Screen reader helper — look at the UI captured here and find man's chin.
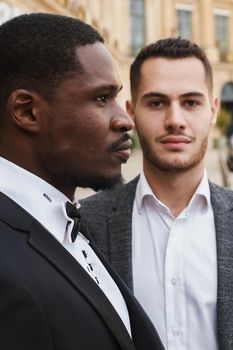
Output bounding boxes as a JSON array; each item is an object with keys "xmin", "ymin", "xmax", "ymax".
[{"xmin": 79, "ymin": 173, "xmax": 124, "ymax": 192}]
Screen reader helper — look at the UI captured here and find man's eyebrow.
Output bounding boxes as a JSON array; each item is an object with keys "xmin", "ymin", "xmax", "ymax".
[
  {"xmin": 180, "ymin": 92, "xmax": 205, "ymax": 98},
  {"xmin": 141, "ymin": 91, "xmax": 205, "ymax": 100},
  {"xmin": 93, "ymin": 84, "xmax": 123, "ymax": 94},
  {"xmin": 141, "ymin": 92, "xmax": 168, "ymax": 100}
]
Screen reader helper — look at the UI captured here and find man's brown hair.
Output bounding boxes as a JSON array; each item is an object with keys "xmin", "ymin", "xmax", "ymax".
[{"xmin": 130, "ymin": 37, "xmax": 213, "ymax": 100}]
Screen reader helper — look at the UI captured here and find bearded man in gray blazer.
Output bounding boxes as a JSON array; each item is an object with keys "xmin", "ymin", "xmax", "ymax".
[{"xmin": 81, "ymin": 38, "xmax": 233, "ymax": 350}]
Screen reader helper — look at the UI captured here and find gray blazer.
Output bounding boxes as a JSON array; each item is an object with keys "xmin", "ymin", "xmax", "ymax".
[{"xmin": 81, "ymin": 176, "xmax": 233, "ymax": 350}]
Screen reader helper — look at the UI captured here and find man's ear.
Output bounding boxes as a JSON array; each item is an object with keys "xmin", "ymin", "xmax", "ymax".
[
  {"xmin": 6, "ymin": 89, "xmax": 42, "ymax": 133},
  {"xmin": 210, "ymin": 96, "xmax": 219, "ymax": 127},
  {"xmin": 126, "ymin": 100, "xmax": 135, "ymax": 122}
]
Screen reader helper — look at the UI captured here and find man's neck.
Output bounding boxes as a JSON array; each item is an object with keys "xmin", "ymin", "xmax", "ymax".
[{"xmin": 143, "ymin": 163, "xmax": 205, "ymax": 217}]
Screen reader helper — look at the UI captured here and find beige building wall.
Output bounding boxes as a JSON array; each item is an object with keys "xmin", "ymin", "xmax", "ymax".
[
  {"xmin": 158, "ymin": 0, "xmax": 233, "ymax": 98},
  {"xmin": 1, "ymin": 0, "xmax": 233, "ymax": 103}
]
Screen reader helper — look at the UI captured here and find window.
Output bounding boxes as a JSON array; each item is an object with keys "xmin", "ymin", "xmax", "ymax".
[
  {"xmin": 130, "ymin": 0, "xmax": 145, "ymax": 56},
  {"xmin": 215, "ymin": 14, "xmax": 229, "ymax": 61},
  {"xmin": 177, "ymin": 9, "xmax": 192, "ymax": 39}
]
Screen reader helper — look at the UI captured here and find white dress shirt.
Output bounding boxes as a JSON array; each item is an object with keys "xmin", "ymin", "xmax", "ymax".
[
  {"xmin": 0, "ymin": 157, "xmax": 131, "ymax": 336},
  {"xmin": 132, "ymin": 170, "xmax": 218, "ymax": 349}
]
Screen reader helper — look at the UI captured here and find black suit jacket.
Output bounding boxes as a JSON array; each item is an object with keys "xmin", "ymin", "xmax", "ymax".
[{"xmin": 0, "ymin": 192, "xmax": 164, "ymax": 350}]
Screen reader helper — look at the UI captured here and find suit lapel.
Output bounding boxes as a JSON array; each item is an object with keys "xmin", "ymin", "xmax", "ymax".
[
  {"xmin": 28, "ymin": 220, "xmax": 135, "ymax": 350},
  {"xmin": 210, "ymin": 182, "xmax": 233, "ymax": 350},
  {"xmin": 107, "ymin": 177, "xmax": 138, "ymax": 291}
]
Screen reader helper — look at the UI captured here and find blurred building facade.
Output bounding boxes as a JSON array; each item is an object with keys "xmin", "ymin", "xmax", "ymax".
[{"xmin": 1, "ymin": 0, "xmax": 233, "ymax": 107}]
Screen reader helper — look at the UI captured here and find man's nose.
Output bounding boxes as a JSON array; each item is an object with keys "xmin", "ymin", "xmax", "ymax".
[
  {"xmin": 111, "ymin": 106, "xmax": 134, "ymax": 132},
  {"xmin": 164, "ymin": 104, "xmax": 187, "ymax": 131}
]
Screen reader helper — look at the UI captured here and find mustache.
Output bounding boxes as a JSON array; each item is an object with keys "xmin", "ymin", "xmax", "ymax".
[
  {"xmin": 156, "ymin": 131, "xmax": 195, "ymax": 142},
  {"xmin": 109, "ymin": 132, "xmax": 131, "ymax": 152}
]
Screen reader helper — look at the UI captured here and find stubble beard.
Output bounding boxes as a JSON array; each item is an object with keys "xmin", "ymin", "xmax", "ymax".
[
  {"xmin": 76, "ymin": 172, "xmax": 124, "ymax": 192},
  {"xmin": 139, "ymin": 134, "xmax": 208, "ymax": 174}
]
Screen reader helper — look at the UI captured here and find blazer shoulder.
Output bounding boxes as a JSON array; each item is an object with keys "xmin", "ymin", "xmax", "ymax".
[
  {"xmin": 0, "ymin": 192, "xmax": 33, "ymax": 231},
  {"xmin": 210, "ymin": 181, "xmax": 233, "ymax": 212}
]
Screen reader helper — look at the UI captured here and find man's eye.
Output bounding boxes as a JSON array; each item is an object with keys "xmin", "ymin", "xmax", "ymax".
[
  {"xmin": 149, "ymin": 100, "xmax": 165, "ymax": 108},
  {"xmin": 185, "ymin": 100, "xmax": 198, "ymax": 107},
  {"xmin": 96, "ymin": 95, "xmax": 107, "ymax": 103}
]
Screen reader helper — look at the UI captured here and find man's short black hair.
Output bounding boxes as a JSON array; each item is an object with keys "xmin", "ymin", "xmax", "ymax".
[
  {"xmin": 0, "ymin": 12, "xmax": 104, "ymax": 112},
  {"xmin": 130, "ymin": 37, "xmax": 213, "ymax": 100}
]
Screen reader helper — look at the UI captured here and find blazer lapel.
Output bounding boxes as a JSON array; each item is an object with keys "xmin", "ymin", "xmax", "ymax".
[
  {"xmin": 28, "ymin": 219, "xmax": 135, "ymax": 350},
  {"xmin": 107, "ymin": 177, "xmax": 139, "ymax": 291},
  {"xmin": 210, "ymin": 182, "xmax": 233, "ymax": 350}
]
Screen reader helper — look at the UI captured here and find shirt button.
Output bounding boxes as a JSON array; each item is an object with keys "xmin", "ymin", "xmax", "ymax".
[
  {"xmin": 172, "ymin": 328, "xmax": 180, "ymax": 336},
  {"xmin": 171, "ymin": 278, "xmax": 177, "ymax": 285}
]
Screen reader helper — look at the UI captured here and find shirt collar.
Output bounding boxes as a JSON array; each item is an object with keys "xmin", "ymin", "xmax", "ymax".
[
  {"xmin": 136, "ymin": 169, "xmax": 210, "ymax": 215},
  {"xmin": 190, "ymin": 169, "xmax": 211, "ymax": 210},
  {"xmin": 0, "ymin": 157, "xmax": 79, "ymax": 244}
]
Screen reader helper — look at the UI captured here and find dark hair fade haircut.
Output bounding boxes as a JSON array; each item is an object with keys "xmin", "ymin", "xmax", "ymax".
[
  {"xmin": 0, "ymin": 13, "xmax": 104, "ymax": 115},
  {"xmin": 130, "ymin": 37, "xmax": 213, "ymax": 100}
]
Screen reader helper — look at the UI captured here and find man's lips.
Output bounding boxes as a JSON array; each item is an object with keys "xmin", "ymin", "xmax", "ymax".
[
  {"xmin": 160, "ymin": 135, "xmax": 192, "ymax": 144},
  {"xmin": 111, "ymin": 138, "xmax": 133, "ymax": 161},
  {"xmin": 158, "ymin": 134, "xmax": 194, "ymax": 151}
]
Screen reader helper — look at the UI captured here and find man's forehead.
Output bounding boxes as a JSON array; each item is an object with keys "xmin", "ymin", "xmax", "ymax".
[
  {"xmin": 140, "ymin": 56, "xmax": 206, "ymax": 77},
  {"xmin": 75, "ymin": 42, "xmax": 120, "ymax": 83},
  {"xmin": 76, "ymin": 42, "xmax": 115, "ymax": 71},
  {"xmin": 137, "ymin": 57, "xmax": 209, "ymax": 95}
]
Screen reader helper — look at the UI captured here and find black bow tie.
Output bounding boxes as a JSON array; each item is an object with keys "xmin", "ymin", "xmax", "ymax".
[{"xmin": 66, "ymin": 202, "xmax": 82, "ymax": 242}]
